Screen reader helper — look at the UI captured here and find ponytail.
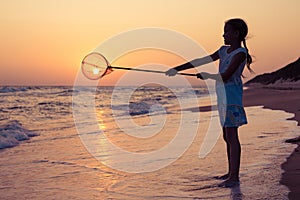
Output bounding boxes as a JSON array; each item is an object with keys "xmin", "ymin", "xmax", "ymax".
[
  {"xmin": 226, "ymin": 18, "xmax": 254, "ymax": 73},
  {"xmin": 242, "ymin": 39, "xmax": 254, "ymax": 73}
]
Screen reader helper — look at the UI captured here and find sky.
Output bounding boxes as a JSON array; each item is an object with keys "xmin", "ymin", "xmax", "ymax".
[{"xmin": 0, "ymin": 0, "xmax": 299, "ymax": 86}]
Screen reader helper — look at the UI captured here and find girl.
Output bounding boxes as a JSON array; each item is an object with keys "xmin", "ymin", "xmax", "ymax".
[{"xmin": 166, "ymin": 18, "xmax": 253, "ymax": 188}]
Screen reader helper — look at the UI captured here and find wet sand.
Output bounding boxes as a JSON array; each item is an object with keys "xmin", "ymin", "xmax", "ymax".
[
  {"xmin": 180, "ymin": 84, "xmax": 300, "ymax": 199},
  {"xmin": 243, "ymin": 85, "xmax": 300, "ymax": 200}
]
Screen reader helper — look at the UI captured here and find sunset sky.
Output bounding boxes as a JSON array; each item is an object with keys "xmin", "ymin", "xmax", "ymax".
[{"xmin": 0, "ymin": 0, "xmax": 299, "ymax": 86}]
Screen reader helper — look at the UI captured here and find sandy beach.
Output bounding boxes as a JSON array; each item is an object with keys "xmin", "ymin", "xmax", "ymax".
[
  {"xmin": 186, "ymin": 84, "xmax": 300, "ymax": 199},
  {"xmin": 243, "ymin": 85, "xmax": 300, "ymax": 200}
]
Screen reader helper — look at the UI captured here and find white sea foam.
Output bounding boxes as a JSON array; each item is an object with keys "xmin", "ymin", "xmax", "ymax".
[
  {"xmin": 0, "ymin": 120, "xmax": 38, "ymax": 149},
  {"xmin": 247, "ymin": 80, "xmax": 300, "ymax": 89}
]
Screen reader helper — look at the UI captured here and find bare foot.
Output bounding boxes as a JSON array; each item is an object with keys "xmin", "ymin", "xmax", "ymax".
[
  {"xmin": 214, "ymin": 174, "xmax": 229, "ymax": 180},
  {"xmin": 218, "ymin": 179, "xmax": 240, "ymax": 188}
]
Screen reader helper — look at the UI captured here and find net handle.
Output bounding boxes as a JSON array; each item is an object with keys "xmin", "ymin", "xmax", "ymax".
[{"xmin": 110, "ymin": 66, "xmax": 197, "ymax": 77}]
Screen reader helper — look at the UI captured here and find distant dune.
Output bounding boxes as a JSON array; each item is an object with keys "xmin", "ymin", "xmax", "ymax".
[{"xmin": 246, "ymin": 58, "xmax": 300, "ymax": 89}]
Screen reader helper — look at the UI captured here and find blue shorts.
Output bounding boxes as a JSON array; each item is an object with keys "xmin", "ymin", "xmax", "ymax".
[{"xmin": 218, "ymin": 104, "xmax": 248, "ymax": 127}]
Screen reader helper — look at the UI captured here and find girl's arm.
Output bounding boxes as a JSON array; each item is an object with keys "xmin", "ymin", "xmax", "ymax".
[
  {"xmin": 165, "ymin": 50, "xmax": 219, "ymax": 76},
  {"xmin": 199, "ymin": 52, "xmax": 246, "ymax": 82}
]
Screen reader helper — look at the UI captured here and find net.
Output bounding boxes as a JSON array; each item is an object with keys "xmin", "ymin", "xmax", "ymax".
[{"xmin": 81, "ymin": 52, "xmax": 112, "ymax": 80}]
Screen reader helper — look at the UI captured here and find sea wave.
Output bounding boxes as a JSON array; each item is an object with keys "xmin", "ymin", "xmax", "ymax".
[
  {"xmin": 0, "ymin": 86, "xmax": 29, "ymax": 93},
  {"xmin": 0, "ymin": 120, "xmax": 39, "ymax": 149}
]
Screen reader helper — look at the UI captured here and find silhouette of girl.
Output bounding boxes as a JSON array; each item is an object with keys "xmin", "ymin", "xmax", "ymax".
[{"xmin": 166, "ymin": 18, "xmax": 253, "ymax": 188}]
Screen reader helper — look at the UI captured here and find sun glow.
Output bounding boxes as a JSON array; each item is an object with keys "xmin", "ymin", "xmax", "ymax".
[
  {"xmin": 93, "ymin": 68, "xmax": 100, "ymax": 75},
  {"xmin": 97, "ymin": 110, "xmax": 107, "ymax": 130}
]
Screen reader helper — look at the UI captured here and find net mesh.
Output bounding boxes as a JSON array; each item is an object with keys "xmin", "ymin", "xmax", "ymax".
[{"xmin": 81, "ymin": 52, "xmax": 111, "ymax": 80}]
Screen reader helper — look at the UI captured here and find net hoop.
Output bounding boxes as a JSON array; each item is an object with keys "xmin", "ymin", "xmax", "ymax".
[{"xmin": 81, "ymin": 52, "xmax": 111, "ymax": 80}]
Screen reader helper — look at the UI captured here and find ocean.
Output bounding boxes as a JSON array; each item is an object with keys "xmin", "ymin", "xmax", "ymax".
[{"xmin": 0, "ymin": 86, "xmax": 299, "ymax": 199}]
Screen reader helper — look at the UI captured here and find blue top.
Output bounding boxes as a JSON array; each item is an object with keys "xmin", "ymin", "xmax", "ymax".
[{"xmin": 216, "ymin": 46, "xmax": 247, "ymax": 106}]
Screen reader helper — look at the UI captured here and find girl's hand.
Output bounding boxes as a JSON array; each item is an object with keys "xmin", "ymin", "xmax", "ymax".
[
  {"xmin": 197, "ymin": 73, "xmax": 204, "ymax": 79},
  {"xmin": 165, "ymin": 68, "xmax": 178, "ymax": 76},
  {"xmin": 197, "ymin": 72, "xmax": 209, "ymax": 80}
]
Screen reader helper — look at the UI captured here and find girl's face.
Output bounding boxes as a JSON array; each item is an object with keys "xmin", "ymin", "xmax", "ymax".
[{"xmin": 223, "ymin": 24, "xmax": 239, "ymax": 45}]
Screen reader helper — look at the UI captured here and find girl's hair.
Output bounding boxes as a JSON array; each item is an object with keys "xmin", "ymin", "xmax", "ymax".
[{"xmin": 225, "ymin": 18, "xmax": 254, "ymax": 73}]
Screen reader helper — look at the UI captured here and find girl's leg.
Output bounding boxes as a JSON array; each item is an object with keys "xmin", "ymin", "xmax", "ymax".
[
  {"xmin": 226, "ymin": 127, "xmax": 241, "ymax": 180},
  {"xmin": 217, "ymin": 127, "xmax": 230, "ymax": 179},
  {"xmin": 219, "ymin": 127, "xmax": 241, "ymax": 187}
]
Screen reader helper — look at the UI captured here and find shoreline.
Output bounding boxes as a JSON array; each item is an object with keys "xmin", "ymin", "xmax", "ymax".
[
  {"xmin": 243, "ymin": 86, "xmax": 300, "ymax": 199},
  {"xmin": 185, "ymin": 85, "xmax": 300, "ymax": 199}
]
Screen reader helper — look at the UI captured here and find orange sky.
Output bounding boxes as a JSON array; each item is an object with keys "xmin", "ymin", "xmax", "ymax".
[{"xmin": 0, "ymin": 0, "xmax": 299, "ymax": 86}]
